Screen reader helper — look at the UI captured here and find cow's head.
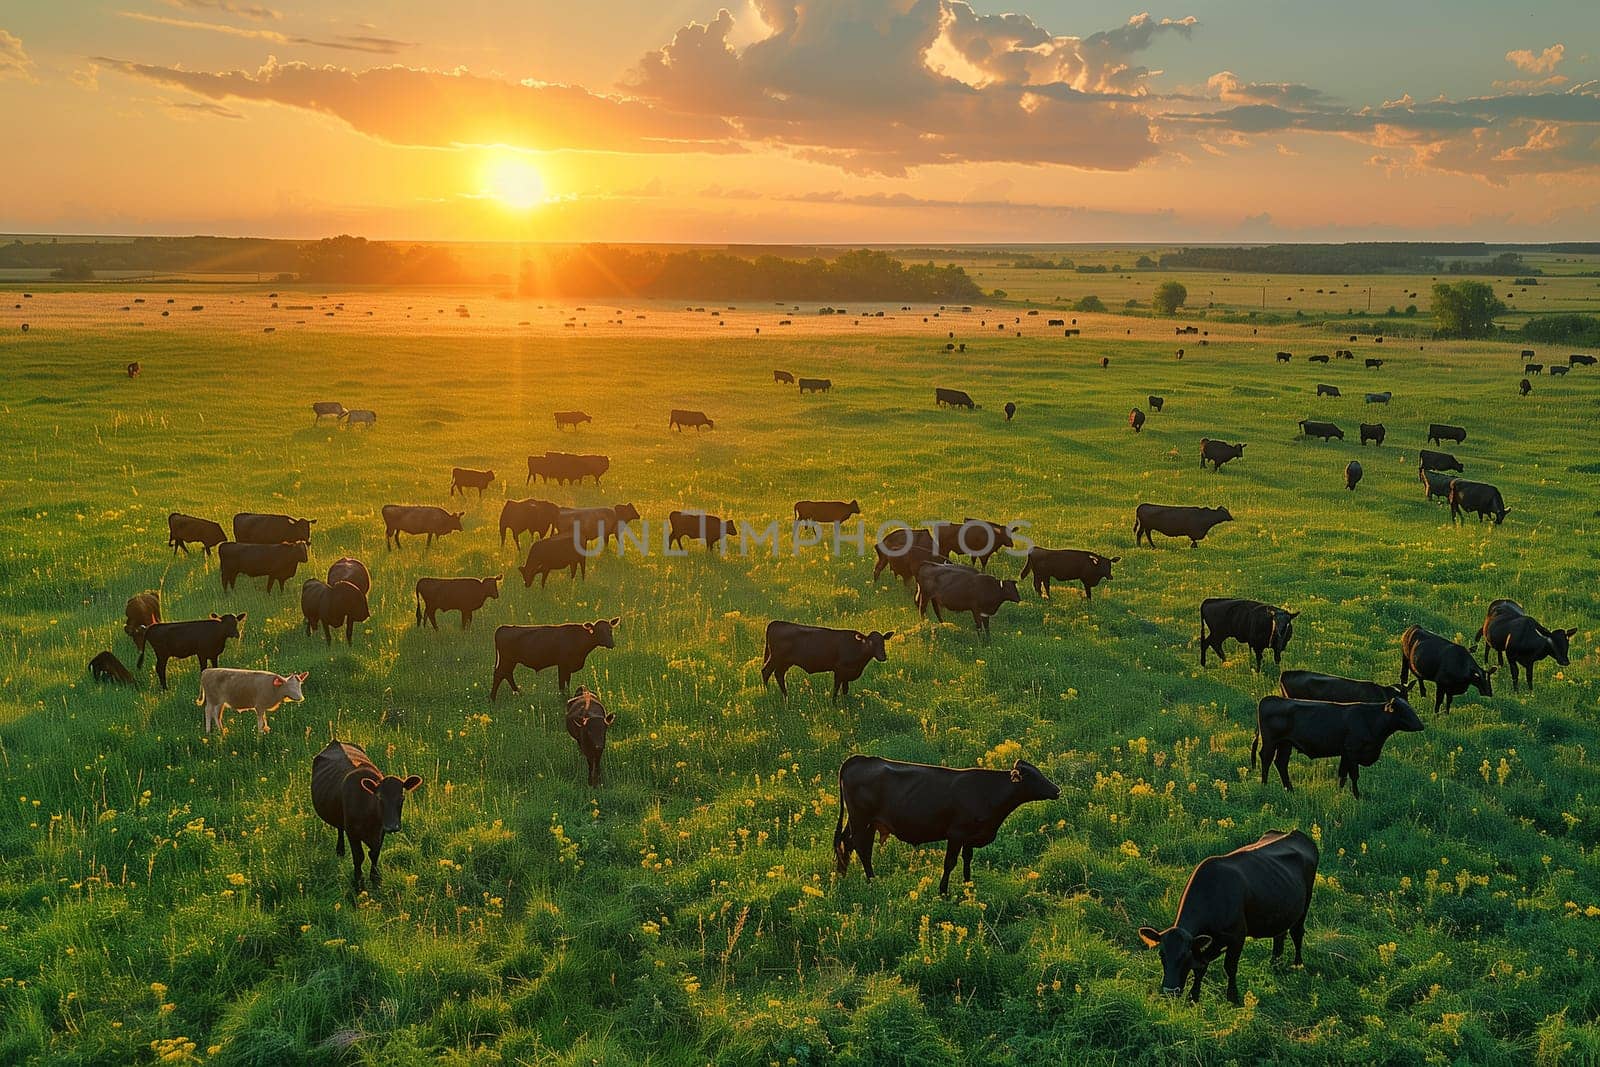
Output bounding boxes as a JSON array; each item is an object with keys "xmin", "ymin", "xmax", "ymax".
[
  {"xmin": 1546, "ymin": 627, "xmax": 1578, "ymax": 665},
  {"xmin": 1090, "ymin": 555, "xmax": 1120, "ymax": 581},
  {"xmin": 335, "ymin": 583, "xmax": 371, "ymax": 624},
  {"xmin": 221, "ymin": 612, "xmax": 246, "ymax": 638},
  {"xmin": 482, "ymin": 576, "xmax": 502, "ymax": 599},
  {"xmin": 847, "ymin": 500, "xmax": 861, "ymax": 517},
  {"xmin": 1009, "ymin": 759, "xmax": 1060, "ymax": 801},
  {"xmin": 271, "ymin": 671, "xmax": 309, "ymax": 702},
  {"xmin": 1472, "ymin": 664, "xmax": 1497, "ymax": 696},
  {"xmin": 485, "ymin": 470, "xmax": 496, "ymax": 483},
  {"xmin": 721, "ymin": 518, "xmax": 738, "ymax": 537},
  {"xmin": 856, "ymin": 630, "xmax": 894, "ymax": 663},
  {"xmin": 1271, "ymin": 610, "xmax": 1299, "ymax": 658},
  {"xmin": 615, "ymin": 503, "xmax": 641, "ymax": 523},
  {"xmin": 1492, "ymin": 506, "xmax": 1508, "ymax": 525},
  {"xmin": 292, "ymin": 541, "xmax": 310, "ymax": 562},
  {"xmin": 448, "ymin": 512, "xmax": 465, "ymax": 532},
  {"xmin": 1138, "ymin": 925, "xmax": 1213, "ymax": 996},
  {"xmin": 1384, "ymin": 696, "xmax": 1425, "ymax": 733},
  {"xmin": 1000, "ymin": 580, "xmax": 1022, "ymax": 605},
  {"xmin": 359, "ymin": 772, "xmax": 422, "ymax": 834},
  {"xmin": 587, "ymin": 618, "xmax": 621, "ymax": 648},
  {"xmin": 1211, "ymin": 507, "xmax": 1235, "ymax": 524}
]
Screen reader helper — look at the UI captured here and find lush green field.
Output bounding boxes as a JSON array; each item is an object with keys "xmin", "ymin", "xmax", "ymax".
[{"xmin": 2, "ymin": 292, "xmax": 1598, "ymax": 1065}]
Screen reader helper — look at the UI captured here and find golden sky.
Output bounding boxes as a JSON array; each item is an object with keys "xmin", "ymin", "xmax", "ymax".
[{"xmin": 2, "ymin": 1, "xmax": 1598, "ymax": 242}]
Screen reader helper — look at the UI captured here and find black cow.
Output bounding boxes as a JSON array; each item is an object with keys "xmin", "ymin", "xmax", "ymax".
[
  {"xmin": 1138, "ymin": 831, "xmax": 1318, "ymax": 1004},
  {"xmin": 1252, "ymin": 695, "xmax": 1423, "ymax": 798},
  {"xmin": 383, "ymin": 505, "xmax": 464, "ymax": 548},
  {"xmin": 1570, "ymin": 354, "xmax": 1596, "ymax": 366},
  {"xmin": 1129, "ymin": 407, "xmax": 1145, "ymax": 433},
  {"xmin": 1449, "ymin": 480, "xmax": 1508, "ymax": 525},
  {"xmin": 415, "ymin": 576, "xmax": 501, "ymax": 629},
  {"xmin": 1275, "ymin": 351, "xmax": 1292, "ymax": 363},
  {"xmin": 1418, "ymin": 449, "xmax": 1462, "ymax": 473},
  {"xmin": 565, "ymin": 687, "xmax": 614, "ymax": 786},
  {"xmin": 1344, "ymin": 461, "xmax": 1362, "ymax": 490},
  {"xmin": 1420, "ymin": 468, "xmax": 1454, "ymax": 502},
  {"xmin": 914, "ymin": 562, "xmax": 1021, "ymax": 634},
  {"xmin": 1365, "ymin": 358, "xmax": 1384, "ymax": 369},
  {"xmin": 301, "ymin": 578, "xmax": 370, "ymax": 644},
  {"xmin": 1427, "ymin": 423, "xmax": 1466, "ymax": 445},
  {"xmin": 1399, "ymin": 625, "xmax": 1495, "ymax": 713},
  {"xmin": 1520, "ymin": 378, "xmax": 1532, "ymax": 396},
  {"xmin": 1279, "ymin": 670, "xmax": 1413, "ymax": 704},
  {"xmin": 795, "ymin": 500, "xmax": 861, "ymax": 526},
  {"xmin": 872, "ymin": 527, "xmax": 943, "ymax": 583},
  {"xmin": 1134, "ymin": 504, "xmax": 1234, "ymax": 548},
  {"xmin": 1525, "ymin": 364, "xmax": 1543, "ymax": 376},
  {"xmin": 669, "ymin": 409, "xmax": 715, "ymax": 430},
  {"xmin": 668, "ymin": 510, "xmax": 737, "ymax": 551},
  {"xmin": 798, "ymin": 377, "xmax": 832, "ymax": 394},
  {"xmin": 935, "ymin": 387, "xmax": 975, "ymax": 409},
  {"xmin": 1148, "ymin": 395, "xmax": 1164, "ymax": 412},
  {"xmin": 1200, "ymin": 439, "xmax": 1245, "ymax": 471},
  {"xmin": 1020, "ymin": 547, "xmax": 1118, "ymax": 600},
  {"xmin": 490, "ymin": 618, "xmax": 619, "ymax": 698},
  {"xmin": 1316, "ymin": 384, "xmax": 1340, "ymax": 398},
  {"xmin": 233, "ymin": 512, "xmax": 314, "ymax": 544},
  {"xmin": 1298, "ymin": 420, "xmax": 1343, "ymax": 442},
  {"xmin": 327, "ymin": 557, "xmax": 371, "ymax": 595},
  {"xmin": 89, "ymin": 651, "xmax": 136, "ymax": 685},
  {"xmin": 138, "ymin": 613, "xmax": 246, "ymax": 689},
  {"xmin": 1520, "ymin": 349, "xmax": 1535, "ymax": 359},
  {"xmin": 761, "ymin": 622, "xmax": 892, "ymax": 700},
  {"xmin": 219, "ymin": 541, "xmax": 308, "ymax": 593},
  {"xmin": 1004, "ymin": 401, "xmax": 1016, "ymax": 421},
  {"xmin": 1308, "ymin": 354, "xmax": 1330, "ymax": 364},
  {"xmin": 1550, "ymin": 365, "xmax": 1569, "ymax": 376},
  {"xmin": 774, "ymin": 370, "xmax": 795, "ymax": 384},
  {"xmin": 499, "ymin": 498, "xmax": 560, "ymax": 547},
  {"xmin": 1359, "ymin": 423, "xmax": 1385, "ymax": 446},
  {"xmin": 519, "ymin": 535, "xmax": 588, "ymax": 588},
  {"xmin": 834, "ymin": 754, "xmax": 1059, "ymax": 895},
  {"xmin": 1473, "ymin": 599, "xmax": 1577, "ymax": 692},
  {"xmin": 168, "ymin": 513, "xmax": 227, "ymax": 555},
  {"xmin": 1200, "ymin": 598, "xmax": 1297, "ymax": 671},
  {"xmin": 310, "ymin": 740, "xmax": 420, "ymax": 890},
  {"xmin": 948, "ymin": 518, "xmax": 1015, "ymax": 569}
]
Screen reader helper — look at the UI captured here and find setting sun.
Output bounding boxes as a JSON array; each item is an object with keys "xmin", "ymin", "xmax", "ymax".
[{"xmin": 481, "ymin": 154, "xmax": 547, "ymax": 210}]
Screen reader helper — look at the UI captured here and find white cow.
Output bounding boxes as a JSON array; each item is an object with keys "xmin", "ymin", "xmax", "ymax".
[{"xmin": 196, "ymin": 668, "xmax": 308, "ymax": 734}]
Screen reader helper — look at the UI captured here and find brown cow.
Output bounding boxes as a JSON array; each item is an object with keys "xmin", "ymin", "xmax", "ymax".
[
  {"xmin": 499, "ymin": 498, "xmax": 560, "ymax": 547},
  {"xmin": 669, "ymin": 409, "xmax": 715, "ymax": 431},
  {"xmin": 565, "ymin": 687, "xmax": 615, "ymax": 785},
  {"xmin": 1019, "ymin": 548, "xmax": 1118, "ymax": 600},
  {"xmin": 219, "ymin": 541, "xmax": 308, "ymax": 593},
  {"xmin": 124, "ymin": 591, "xmax": 161, "ymax": 664},
  {"xmin": 491, "ymin": 618, "xmax": 620, "ymax": 698},
  {"xmin": 327, "ymin": 557, "xmax": 371, "ymax": 596},
  {"xmin": 795, "ymin": 500, "xmax": 861, "ymax": 525},
  {"xmin": 450, "ymin": 468, "xmax": 495, "ymax": 497},
  {"xmin": 554, "ymin": 410, "xmax": 592, "ymax": 430},
  {"xmin": 762, "ymin": 621, "xmax": 892, "ymax": 700},
  {"xmin": 310, "ymin": 741, "xmax": 421, "ymax": 890},
  {"xmin": 914, "ymin": 562, "xmax": 1021, "ymax": 634},
  {"xmin": 383, "ymin": 505, "xmax": 464, "ymax": 549},
  {"xmin": 667, "ymin": 510, "xmax": 736, "ymax": 551},
  {"xmin": 301, "ymin": 578, "xmax": 370, "ymax": 644},
  {"xmin": 167, "ymin": 513, "xmax": 227, "ymax": 556},
  {"xmin": 414, "ymin": 576, "xmax": 501, "ymax": 629},
  {"xmin": 519, "ymin": 536, "xmax": 588, "ymax": 587}
]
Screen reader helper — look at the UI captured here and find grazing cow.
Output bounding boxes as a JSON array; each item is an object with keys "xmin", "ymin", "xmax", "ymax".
[
  {"xmin": 1309, "ymin": 354, "xmax": 1330, "ymax": 364},
  {"xmin": 1200, "ymin": 439, "xmax": 1245, "ymax": 471},
  {"xmin": 872, "ymin": 527, "xmax": 943, "ymax": 583},
  {"xmin": 1101, "ymin": 357, "xmax": 1110, "ymax": 369},
  {"xmin": 167, "ymin": 512, "xmax": 227, "ymax": 556},
  {"xmin": 1365, "ymin": 358, "xmax": 1384, "ymax": 369},
  {"xmin": 127, "ymin": 362, "xmax": 142, "ymax": 378},
  {"xmin": 554, "ymin": 410, "xmax": 592, "ymax": 430},
  {"xmin": 415, "ymin": 576, "xmax": 501, "ymax": 629},
  {"xmin": 1019, "ymin": 547, "xmax": 1118, "ymax": 600},
  {"xmin": 1004, "ymin": 402, "xmax": 1016, "ymax": 421},
  {"xmin": 450, "ymin": 467, "xmax": 495, "ymax": 497},
  {"xmin": 1520, "ymin": 349, "xmax": 1535, "ymax": 359},
  {"xmin": 1449, "ymin": 479, "xmax": 1508, "ymax": 524},
  {"xmin": 343, "ymin": 409, "xmax": 377, "ymax": 427},
  {"xmin": 1365, "ymin": 392, "xmax": 1391, "ymax": 404},
  {"xmin": 1418, "ymin": 449, "xmax": 1463, "ymax": 474},
  {"xmin": 1316, "ymin": 384, "xmax": 1341, "ymax": 398},
  {"xmin": 1298, "ymin": 420, "xmax": 1344, "ymax": 442},
  {"xmin": 761, "ymin": 622, "xmax": 892, "ymax": 700},
  {"xmin": 124, "ymin": 591, "xmax": 161, "ymax": 664},
  {"xmin": 311, "ymin": 401, "xmax": 347, "ymax": 422},
  {"xmin": 1550, "ymin": 364, "xmax": 1569, "ymax": 377},
  {"xmin": 327, "ymin": 557, "xmax": 371, "ymax": 596},
  {"xmin": 913, "ymin": 562, "xmax": 1021, "ymax": 635},
  {"xmin": 1345, "ymin": 460, "xmax": 1362, "ymax": 490},
  {"xmin": 520, "ymin": 535, "xmax": 588, "ymax": 588},
  {"xmin": 565, "ymin": 687, "xmax": 615, "ymax": 786},
  {"xmin": 834, "ymin": 754, "xmax": 1059, "ymax": 895},
  {"xmin": 1200, "ymin": 598, "xmax": 1298, "ymax": 671},
  {"xmin": 1148, "ymin": 395, "xmax": 1165, "ymax": 412},
  {"xmin": 196, "ymin": 667, "xmax": 307, "ymax": 734},
  {"xmin": 219, "ymin": 541, "xmax": 308, "ymax": 593},
  {"xmin": 798, "ymin": 377, "xmax": 832, "ymax": 394},
  {"xmin": 1419, "ymin": 468, "xmax": 1455, "ymax": 502},
  {"xmin": 942, "ymin": 518, "xmax": 1013, "ymax": 569},
  {"xmin": 1134, "ymin": 504, "xmax": 1234, "ymax": 548},
  {"xmin": 1400, "ymin": 625, "xmax": 1495, "ymax": 713},
  {"xmin": 383, "ymin": 505, "xmax": 464, "ymax": 549},
  {"xmin": 556, "ymin": 503, "xmax": 639, "ymax": 548},
  {"xmin": 1359, "ymin": 423, "xmax": 1385, "ymax": 446},
  {"xmin": 795, "ymin": 500, "xmax": 861, "ymax": 526},
  {"xmin": 1525, "ymin": 364, "xmax": 1543, "ymax": 376},
  {"xmin": 301, "ymin": 578, "xmax": 370, "ymax": 644},
  {"xmin": 499, "ymin": 498, "xmax": 560, "ymax": 547},
  {"xmin": 1252, "ymin": 695, "xmax": 1423, "ymax": 799},
  {"xmin": 669, "ymin": 409, "xmax": 714, "ymax": 431},
  {"xmin": 1570, "ymin": 354, "xmax": 1596, "ymax": 366},
  {"xmin": 1427, "ymin": 423, "xmax": 1466, "ymax": 445},
  {"xmin": 1138, "ymin": 831, "xmax": 1318, "ymax": 1004},
  {"xmin": 490, "ymin": 618, "xmax": 620, "ymax": 699},
  {"xmin": 1279, "ymin": 670, "xmax": 1413, "ymax": 704},
  {"xmin": 138, "ymin": 613, "xmax": 245, "ymax": 689},
  {"xmin": 90, "ymin": 651, "xmax": 136, "ymax": 685},
  {"xmin": 1473, "ymin": 599, "xmax": 1577, "ymax": 692},
  {"xmin": 1275, "ymin": 351, "xmax": 1292, "ymax": 363},
  {"xmin": 935, "ymin": 387, "xmax": 976, "ymax": 409},
  {"xmin": 526, "ymin": 452, "xmax": 610, "ymax": 486},
  {"xmin": 1129, "ymin": 407, "xmax": 1145, "ymax": 433},
  {"xmin": 233, "ymin": 512, "xmax": 314, "ymax": 544},
  {"xmin": 774, "ymin": 370, "xmax": 795, "ymax": 384},
  {"xmin": 310, "ymin": 740, "xmax": 421, "ymax": 890}
]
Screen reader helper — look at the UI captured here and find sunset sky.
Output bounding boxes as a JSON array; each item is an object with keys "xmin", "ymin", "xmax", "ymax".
[{"xmin": 3, "ymin": 1, "xmax": 1598, "ymax": 243}]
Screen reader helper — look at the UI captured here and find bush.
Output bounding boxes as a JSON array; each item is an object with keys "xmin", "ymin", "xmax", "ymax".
[
  {"xmin": 50, "ymin": 261, "xmax": 94, "ymax": 281},
  {"xmin": 1431, "ymin": 281, "xmax": 1505, "ymax": 338},
  {"xmin": 1073, "ymin": 295, "xmax": 1106, "ymax": 313},
  {"xmin": 1151, "ymin": 281, "xmax": 1187, "ymax": 316},
  {"xmin": 1521, "ymin": 313, "xmax": 1600, "ymax": 346}
]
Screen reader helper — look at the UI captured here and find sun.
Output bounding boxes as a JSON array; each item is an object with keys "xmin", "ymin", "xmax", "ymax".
[{"xmin": 482, "ymin": 155, "xmax": 547, "ymax": 210}]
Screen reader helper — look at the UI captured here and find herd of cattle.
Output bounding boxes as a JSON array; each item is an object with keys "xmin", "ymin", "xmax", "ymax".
[{"xmin": 80, "ymin": 336, "xmax": 1591, "ymax": 1005}]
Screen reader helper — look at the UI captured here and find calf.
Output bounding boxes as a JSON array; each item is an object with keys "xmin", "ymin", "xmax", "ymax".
[
  {"xmin": 1020, "ymin": 547, "xmax": 1118, "ymax": 600},
  {"xmin": 414, "ymin": 576, "xmax": 501, "ymax": 629},
  {"xmin": 834, "ymin": 754, "xmax": 1059, "ymax": 895},
  {"xmin": 1279, "ymin": 670, "xmax": 1412, "ymax": 704},
  {"xmin": 499, "ymin": 497, "xmax": 560, "ymax": 547},
  {"xmin": 565, "ymin": 687, "xmax": 615, "ymax": 785},
  {"xmin": 383, "ymin": 504, "xmax": 464, "ymax": 548},
  {"xmin": 1448, "ymin": 479, "xmax": 1508, "ymax": 524},
  {"xmin": 1418, "ymin": 449, "xmax": 1463, "ymax": 473},
  {"xmin": 1148, "ymin": 395, "xmax": 1164, "ymax": 412},
  {"xmin": 124, "ymin": 591, "xmax": 161, "ymax": 664},
  {"xmin": 872, "ymin": 527, "xmax": 942, "ymax": 583},
  {"xmin": 554, "ymin": 410, "xmax": 592, "ymax": 430},
  {"xmin": 667, "ymin": 510, "xmax": 737, "ymax": 551},
  {"xmin": 89, "ymin": 651, "xmax": 136, "ymax": 685},
  {"xmin": 520, "ymin": 535, "xmax": 588, "ymax": 587},
  {"xmin": 301, "ymin": 578, "xmax": 370, "ymax": 644},
  {"xmin": 1298, "ymin": 420, "xmax": 1343, "ymax": 442},
  {"xmin": 168, "ymin": 512, "xmax": 227, "ymax": 555},
  {"xmin": 449, "ymin": 467, "xmax": 495, "ymax": 497},
  {"xmin": 1138, "ymin": 830, "xmax": 1318, "ymax": 1004},
  {"xmin": 795, "ymin": 500, "xmax": 861, "ymax": 526},
  {"xmin": 310, "ymin": 740, "xmax": 421, "ymax": 890},
  {"xmin": 1400, "ymin": 624, "xmax": 1495, "ymax": 713},
  {"xmin": 1200, "ymin": 598, "xmax": 1297, "ymax": 671},
  {"xmin": 196, "ymin": 667, "xmax": 307, "ymax": 734},
  {"xmin": 1200, "ymin": 439, "xmax": 1245, "ymax": 471},
  {"xmin": 762, "ymin": 621, "xmax": 892, "ymax": 700},
  {"xmin": 773, "ymin": 370, "xmax": 795, "ymax": 384},
  {"xmin": 490, "ymin": 618, "xmax": 620, "ymax": 698},
  {"xmin": 1359, "ymin": 423, "xmax": 1385, "ymax": 446},
  {"xmin": 935, "ymin": 387, "xmax": 976, "ymax": 409},
  {"xmin": 219, "ymin": 540, "xmax": 308, "ymax": 593},
  {"xmin": 233, "ymin": 512, "xmax": 314, "ymax": 544},
  {"xmin": 1427, "ymin": 423, "xmax": 1467, "ymax": 445},
  {"xmin": 1134, "ymin": 504, "xmax": 1234, "ymax": 548},
  {"xmin": 311, "ymin": 401, "xmax": 346, "ymax": 422},
  {"xmin": 1129, "ymin": 407, "xmax": 1145, "ymax": 433},
  {"xmin": 914, "ymin": 562, "xmax": 1021, "ymax": 635},
  {"xmin": 327, "ymin": 557, "xmax": 371, "ymax": 596},
  {"xmin": 1252, "ymin": 695, "xmax": 1423, "ymax": 798},
  {"xmin": 1364, "ymin": 358, "xmax": 1384, "ymax": 369},
  {"xmin": 343, "ymin": 409, "xmax": 377, "ymax": 427},
  {"xmin": 1365, "ymin": 392, "xmax": 1391, "ymax": 404},
  {"xmin": 1316, "ymin": 384, "xmax": 1340, "ymax": 397},
  {"xmin": 1473, "ymin": 599, "xmax": 1577, "ymax": 692},
  {"xmin": 669, "ymin": 409, "xmax": 714, "ymax": 430},
  {"xmin": 1344, "ymin": 460, "xmax": 1362, "ymax": 490},
  {"xmin": 138, "ymin": 613, "xmax": 246, "ymax": 689},
  {"xmin": 798, "ymin": 377, "xmax": 832, "ymax": 393}
]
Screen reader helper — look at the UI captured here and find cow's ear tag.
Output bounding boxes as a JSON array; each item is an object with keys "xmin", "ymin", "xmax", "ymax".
[{"xmin": 1009, "ymin": 768, "xmax": 1021, "ymax": 783}]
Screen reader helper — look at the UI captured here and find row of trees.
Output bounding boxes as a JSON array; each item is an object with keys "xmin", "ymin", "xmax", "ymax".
[
  {"xmin": 295, "ymin": 236, "xmax": 461, "ymax": 284},
  {"xmin": 1158, "ymin": 243, "xmax": 1533, "ymax": 275}
]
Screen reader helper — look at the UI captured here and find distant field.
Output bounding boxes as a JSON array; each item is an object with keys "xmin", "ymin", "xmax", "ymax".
[{"xmin": 1, "ymin": 287, "xmax": 1598, "ymax": 1063}]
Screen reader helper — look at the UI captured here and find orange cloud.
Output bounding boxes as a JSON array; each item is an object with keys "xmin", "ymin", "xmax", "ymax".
[
  {"xmin": 1506, "ymin": 44, "xmax": 1564, "ymax": 74},
  {"xmin": 0, "ymin": 28, "xmax": 35, "ymax": 82}
]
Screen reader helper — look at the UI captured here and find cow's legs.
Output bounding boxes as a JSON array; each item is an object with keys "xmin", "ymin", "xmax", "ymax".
[
  {"xmin": 367, "ymin": 840, "xmax": 383, "ymax": 887},
  {"xmin": 939, "ymin": 841, "xmax": 960, "ymax": 896},
  {"xmin": 962, "ymin": 845, "xmax": 974, "ymax": 885},
  {"xmin": 156, "ymin": 656, "xmax": 170, "ymax": 690},
  {"xmin": 462, "ymin": 610, "xmax": 473, "ymax": 629},
  {"xmin": 1081, "ymin": 580, "xmax": 1090, "ymax": 600},
  {"xmin": 1223, "ymin": 941, "xmax": 1244, "ymax": 1004},
  {"xmin": 855, "ymin": 830, "xmax": 875, "ymax": 880},
  {"xmin": 1271, "ymin": 745, "xmax": 1293, "ymax": 790},
  {"xmin": 1188, "ymin": 963, "xmax": 1207, "ymax": 1003},
  {"xmin": 1271, "ymin": 933, "xmax": 1286, "ymax": 960},
  {"xmin": 1347, "ymin": 764, "xmax": 1361, "ymax": 800},
  {"xmin": 349, "ymin": 838, "xmax": 366, "ymax": 889},
  {"xmin": 1290, "ymin": 916, "xmax": 1306, "ymax": 965},
  {"xmin": 335, "ymin": 827, "xmax": 346, "ymax": 856},
  {"xmin": 557, "ymin": 667, "xmax": 572, "ymax": 694}
]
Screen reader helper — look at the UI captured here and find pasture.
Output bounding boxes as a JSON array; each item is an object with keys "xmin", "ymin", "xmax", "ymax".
[{"xmin": 1, "ymin": 287, "xmax": 1598, "ymax": 1064}]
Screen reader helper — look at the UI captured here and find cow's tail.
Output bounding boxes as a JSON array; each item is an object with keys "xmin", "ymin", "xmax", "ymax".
[
  {"xmin": 1250, "ymin": 721, "xmax": 1260, "ymax": 769},
  {"xmin": 833, "ymin": 766, "xmax": 850, "ymax": 874},
  {"xmin": 414, "ymin": 591, "xmax": 423, "ymax": 625},
  {"xmin": 1019, "ymin": 555, "xmax": 1033, "ymax": 580}
]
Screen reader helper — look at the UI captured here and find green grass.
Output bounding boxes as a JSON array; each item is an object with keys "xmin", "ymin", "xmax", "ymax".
[{"xmin": 2, "ymin": 295, "xmax": 1599, "ymax": 1065}]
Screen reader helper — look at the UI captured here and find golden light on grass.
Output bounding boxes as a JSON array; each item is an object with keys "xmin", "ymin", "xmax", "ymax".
[{"xmin": 480, "ymin": 153, "xmax": 548, "ymax": 210}]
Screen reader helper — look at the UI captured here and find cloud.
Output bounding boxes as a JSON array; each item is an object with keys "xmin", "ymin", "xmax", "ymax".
[
  {"xmin": 71, "ymin": 63, "xmax": 101, "ymax": 91},
  {"xmin": 165, "ymin": 0, "xmax": 280, "ymax": 19},
  {"xmin": 97, "ymin": 55, "xmax": 741, "ymax": 153},
  {"xmin": 1206, "ymin": 71, "xmax": 1327, "ymax": 110},
  {"xmin": 0, "ymin": 28, "xmax": 35, "ymax": 82},
  {"xmin": 1506, "ymin": 43, "xmax": 1564, "ymax": 74},
  {"xmin": 120, "ymin": 11, "xmax": 411, "ymax": 54},
  {"xmin": 167, "ymin": 98, "xmax": 244, "ymax": 118}
]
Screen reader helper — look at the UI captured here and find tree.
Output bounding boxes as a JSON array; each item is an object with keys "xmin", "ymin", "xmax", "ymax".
[
  {"xmin": 1152, "ymin": 281, "xmax": 1188, "ymax": 316},
  {"xmin": 1073, "ymin": 295, "xmax": 1106, "ymax": 313},
  {"xmin": 1431, "ymin": 281, "xmax": 1505, "ymax": 338},
  {"xmin": 50, "ymin": 261, "xmax": 94, "ymax": 281},
  {"xmin": 1135, "ymin": 255, "xmax": 1156, "ymax": 269}
]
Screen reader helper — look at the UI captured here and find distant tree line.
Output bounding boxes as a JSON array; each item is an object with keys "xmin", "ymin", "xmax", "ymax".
[
  {"xmin": 1521, "ymin": 314, "xmax": 1600, "ymax": 346},
  {"xmin": 0, "ymin": 236, "xmax": 300, "ymax": 274},
  {"xmin": 1156, "ymin": 243, "xmax": 1573, "ymax": 275},
  {"xmin": 519, "ymin": 247, "xmax": 984, "ymax": 302},
  {"xmin": 295, "ymin": 236, "xmax": 460, "ymax": 284}
]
